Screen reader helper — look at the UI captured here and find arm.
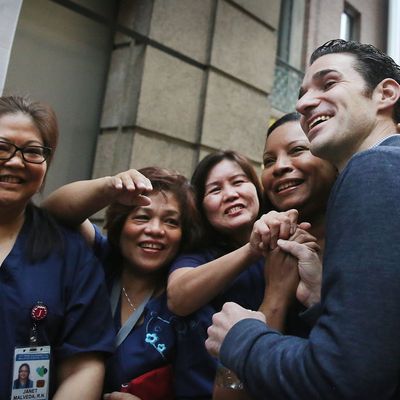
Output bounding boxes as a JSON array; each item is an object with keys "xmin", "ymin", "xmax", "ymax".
[
  {"xmin": 42, "ymin": 169, "xmax": 152, "ymax": 245},
  {"xmin": 168, "ymin": 210, "xmax": 306, "ymax": 317},
  {"xmin": 53, "ymin": 353, "xmax": 105, "ymax": 400},
  {"xmin": 258, "ymin": 228, "xmax": 319, "ymax": 330},
  {"xmin": 167, "ymin": 243, "xmax": 260, "ymax": 316},
  {"xmin": 207, "ymin": 151, "xmax": 400, "ymax": 399}
]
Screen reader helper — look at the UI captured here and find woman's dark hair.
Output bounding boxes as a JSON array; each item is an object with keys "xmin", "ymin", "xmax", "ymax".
[
  {"xmin": 191, "ymin": 150, "xmax": 264, "ymax": 249},
  {"xmin": 0, "ymin": 96, "xmax": 58, "ymax": 167},
  {"xmin": 267, "ymin": 112, "xmax": 300, "ymax": 137},
  {"xmin": 0, "ymin": 96, "xmax": 62, "ymax": 262},
  {"xmin": 18, "ymin": 363, "xmax": 30, "ymax": 375},
  {"xmin": 104, "ymin": 167, "xmax": 202, "ymax": 273}
]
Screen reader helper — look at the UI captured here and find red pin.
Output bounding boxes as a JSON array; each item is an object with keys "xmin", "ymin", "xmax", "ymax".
[{"xmin": 31, "ymin": 302, "xmax": 48, "ymax": 322}]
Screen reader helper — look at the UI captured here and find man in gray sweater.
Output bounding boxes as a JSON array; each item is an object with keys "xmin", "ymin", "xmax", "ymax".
[{"xmin": 206, "ymin": 39, "xmax": 400, "ymax": 399}]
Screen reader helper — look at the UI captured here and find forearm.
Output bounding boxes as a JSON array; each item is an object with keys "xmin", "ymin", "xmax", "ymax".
[
  {"xmin": 167, "ymin": 244, "xmax": 260, "ymax": 316},
  {"xmin": 258, "ymin": 290, "xmax": 290, "ymax": 331},
  {"xmin": 53, "ymin": 353, "xmax": 105, "ymax": 400},
  {"xmin": 42, "ymin": 177, "xmax": 116, "ymax": 226}
]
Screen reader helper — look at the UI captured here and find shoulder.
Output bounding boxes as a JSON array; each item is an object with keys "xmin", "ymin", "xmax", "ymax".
[{"xmin": 169, "ymin": 247, "xmax": 223, "ymax": 271}]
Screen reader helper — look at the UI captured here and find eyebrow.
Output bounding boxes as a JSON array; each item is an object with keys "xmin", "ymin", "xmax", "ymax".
[
  {"xmin": 298, "ymin": 68, "xmax": 342, "ymax": 99},
  {"xmin": 205, "ymin": 173, "xmax": 248, "ymax": 188}
]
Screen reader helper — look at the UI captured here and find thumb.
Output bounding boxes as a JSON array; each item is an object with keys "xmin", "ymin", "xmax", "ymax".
[{"xmin": 277, "ymin": 239, "xmax": 307, "ymax": 259}]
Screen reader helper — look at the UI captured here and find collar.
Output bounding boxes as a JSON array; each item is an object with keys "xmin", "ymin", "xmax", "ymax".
[{"xmin": 372, "ymin": 134, "xmax": 400, "ymax": 148}]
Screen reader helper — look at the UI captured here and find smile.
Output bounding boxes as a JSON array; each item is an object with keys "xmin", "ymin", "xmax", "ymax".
[
  {"xmin": 275, "ymin": 180, "xmax": 303, "ymax": 193},
  {"xmin": 309, "ymin": 115, "xmax": 331, "ymax": 130},
  {"xmin": 0, "ymin": 175, "xmax": 23, "ymax": 184},
  {"xmin": 225, "ymin": 205, "xmax": 244, "ymax": 215},
  {"xmin": 139, "ymin": 242, "xmax": 164, "ymax": 250}
]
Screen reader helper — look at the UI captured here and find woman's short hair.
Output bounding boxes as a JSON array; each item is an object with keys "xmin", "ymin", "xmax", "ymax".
[
  {"xmin": 105, "ymin": 167, "xmax": 202, "ymax": 262},
  {"xmin": 0, "ymin": 95, "xmax": 58, "ymax": 167},
  {"xmin": 191, "ymin": 150, "xmax": 264, "ymax": 248}
]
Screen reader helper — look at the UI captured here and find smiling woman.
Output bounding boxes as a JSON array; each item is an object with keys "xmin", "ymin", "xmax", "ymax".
[
  {"xmin": 42, "ymin": 166, "xmax": 216, "ymax": 399},
  {"xmin": 0, "ymin": 96, "xmax": 115, "ymax": 400}
]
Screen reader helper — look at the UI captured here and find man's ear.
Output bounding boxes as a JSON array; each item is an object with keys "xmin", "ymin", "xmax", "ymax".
[
  {"xmin": 396, "ymin": 123, "xmax": 400, "ymax": 133},
  {"xmin": 375, "ymin": 78, "xmax": 400, "ymax": 112}
]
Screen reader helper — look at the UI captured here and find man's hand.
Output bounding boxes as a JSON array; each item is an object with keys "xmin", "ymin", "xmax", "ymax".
[
  {"xmin": 206, "ymin": 302, "xmax": 266, "ymax": 358},
  {"xmin": 277, "ymin": 239, "xmax": 322, "ymax": 307}
]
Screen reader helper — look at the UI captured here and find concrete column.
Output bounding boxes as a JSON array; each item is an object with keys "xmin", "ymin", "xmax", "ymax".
[
  {"xmin": 388, "ymin": 0, "xmax": 400, "ymax": 64},
  {"xmin": 0, "ymin": 0, "xmax": 22, "ymax": 94}
]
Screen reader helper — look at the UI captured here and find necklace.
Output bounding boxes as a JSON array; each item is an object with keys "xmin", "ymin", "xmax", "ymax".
[{"xmin": 122, "ymin": 286, "xmax": 136, "ymax": 311}]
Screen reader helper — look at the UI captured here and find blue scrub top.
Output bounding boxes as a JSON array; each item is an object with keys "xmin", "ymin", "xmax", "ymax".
[
  {"xmin": 0, "ymin": 209, "xmax": 115, "ymax": 399},
  {"xmin": 93, "ymin": 226, "xmax": 216, "ymax": 399},
  {"xmin": 169, "ymin": 247, "xmax": 266, "ymax": 311}
]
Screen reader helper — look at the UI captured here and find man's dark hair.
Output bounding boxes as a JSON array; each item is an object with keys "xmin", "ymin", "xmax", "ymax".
[{"xmin": 310, "ymin": 39, "xmax": 400, "ymax": 123}]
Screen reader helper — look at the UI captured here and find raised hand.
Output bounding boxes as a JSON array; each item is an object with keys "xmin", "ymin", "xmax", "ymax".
[{"xmin": 105, "ymin": 169, "xmax": 153, "ymax": 206}]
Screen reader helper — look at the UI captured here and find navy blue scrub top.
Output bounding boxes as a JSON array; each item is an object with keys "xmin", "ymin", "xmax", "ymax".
[{"xmin": 0, "ymin": 209, "xmax": 115, "ymax": 399}]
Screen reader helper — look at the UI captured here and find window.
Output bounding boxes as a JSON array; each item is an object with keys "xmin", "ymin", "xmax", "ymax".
[
  {"xmin": 340, "ymin": 4, "xmax": 360, "ymax": 41},
  {"xmin": 271, "ymin": 0, "xmax": 306, "ymax": 113}
]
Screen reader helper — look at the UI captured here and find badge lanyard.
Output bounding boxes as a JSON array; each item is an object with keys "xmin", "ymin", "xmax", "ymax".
[
  {"xmin": 11, "ymin": 302, "xmax": 51, "ymax": 400},
  {"xmin": 110, "ymin": 279, "xmax": 153, "ymax": 348}
]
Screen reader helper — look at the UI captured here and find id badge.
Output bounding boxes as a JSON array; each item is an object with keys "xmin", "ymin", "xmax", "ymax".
[{"xmin": 11, "ymin": 346, "xmax": 51, "ymax": 400}]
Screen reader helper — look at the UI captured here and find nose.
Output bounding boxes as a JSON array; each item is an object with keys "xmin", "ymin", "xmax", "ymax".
[
  {"xmin": 144, "ymin": 218, "xmax": 165, "ymax": 236},
  {"xmin": 3, "ymin": 151, "xmax": 25, "ymax": 167},
  {"xmin": 222, "ymin": 184, "xmax": 239, "ymax": 202},
  {"xmin": 296, "ymin": 90, "xmax": 320, "ymax": 117},
  {"xmin": 272, "ymin": 154, "xmax": 293, "ymax": 177}
]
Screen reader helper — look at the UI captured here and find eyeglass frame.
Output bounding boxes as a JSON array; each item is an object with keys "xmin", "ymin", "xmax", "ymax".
[{"xmin": 0, "ymin": 140, "xmax": 52, "ymax": 164}]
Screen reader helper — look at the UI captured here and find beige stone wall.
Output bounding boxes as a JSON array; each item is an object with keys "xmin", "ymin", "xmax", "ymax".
[
  {"xmin": 92, "ymin": 0, "xmax": 281, "ymax": 181},
  {"xmin": 304, "ymin": 0, "xmax": 388, "ymax": 65}
]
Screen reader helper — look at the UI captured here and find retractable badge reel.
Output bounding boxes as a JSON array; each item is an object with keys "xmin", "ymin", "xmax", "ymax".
[{"xmin": 11, "ymin": 302, "xmax": 51, "ymax": 400}]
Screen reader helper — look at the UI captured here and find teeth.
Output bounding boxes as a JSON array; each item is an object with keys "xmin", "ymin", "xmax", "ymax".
[
  {"xmin": 309, "ymin": 115, "xmax": 330, "ymax": 129},
  {"xmin": 226, "ymin": 205, "xmax": 243, "ymax": 214},
  {"xmin": 140, "ymin": 243, "xmax": 163, "ymax": 250},
  {"xmin": 277, "ymin": 181, "xmax": 301, "ymax": 192},
  {"xmin": 0, "ymin": 175, "xmax": 22, "ymax": 183}
]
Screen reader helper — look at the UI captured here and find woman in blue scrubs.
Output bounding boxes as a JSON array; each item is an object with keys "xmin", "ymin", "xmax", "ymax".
[
  {"xmin": 0, "ymin": 96, "xmax": 114, "ymax": 399},
  {"xmin": 43, "ymin": 166, "xmax": 216, "ymax": 399}
]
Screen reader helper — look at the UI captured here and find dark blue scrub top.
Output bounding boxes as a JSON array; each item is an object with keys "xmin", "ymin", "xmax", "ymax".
[
  {"xmin": 0, "ymin": 210, "xmax": 115, "ymax": 399},
  {"xmin": 94, "ymin": 226, "xmax": 216, "ymax": 399}
]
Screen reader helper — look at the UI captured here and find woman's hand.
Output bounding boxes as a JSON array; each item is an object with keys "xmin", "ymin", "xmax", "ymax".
[
  {"xmin": 105, "ymin": 169, "xmax": 153, "ymax": 206},
  {"xmin": 250, "ymin": 209, "xmax": 310, "ymax": 256}
]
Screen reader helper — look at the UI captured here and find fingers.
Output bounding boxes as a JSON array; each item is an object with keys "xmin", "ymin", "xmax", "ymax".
[
  {"xmin": 112, "ymin": 169, "xmax": 153, "ymax": 193},
  {"xmin": 251, "ymin": 210, "xmax": 299, "ymax": 251},
  {"xmin": 277, "ymin": 239, "xmax": 314, "ymax": 259}
]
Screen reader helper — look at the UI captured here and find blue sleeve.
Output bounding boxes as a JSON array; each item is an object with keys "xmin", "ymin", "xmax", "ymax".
[
  {"xmin": 56, "ymin": 230, "xmax": 115, "ymax": 359},
  {"xmin": 220, "ymin": 148, "xmax": 400, "ymax": 399},
  {"xmin": 169, "ymin": 251, "xmax": 214, "ymax": 274}
]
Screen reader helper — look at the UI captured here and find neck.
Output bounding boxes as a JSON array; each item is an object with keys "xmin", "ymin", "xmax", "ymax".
[
  {"xmin": 121, "ymin": 266, "xmax": 161, "ymax": 295},
  {"xmin": 0, "ymin": 209, "xmax": 25, "ymax": 237},
  {"xmin": 299, "ymin": 210, "xmax": 325, "ymax": 249},
  {"xmin": 337, "ymin": 120, "xmax": 398, "ymax": 172}
]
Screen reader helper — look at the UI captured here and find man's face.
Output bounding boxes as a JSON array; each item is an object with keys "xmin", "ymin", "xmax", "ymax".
[{"xmin": 296, "ymin": 53, "xmax": 378, "ymax": 170}]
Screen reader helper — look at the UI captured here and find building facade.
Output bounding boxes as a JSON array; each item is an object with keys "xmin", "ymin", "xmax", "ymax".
[{"xmin": 0, "ymin": 0, "xmax": 392, "ymax": 200}]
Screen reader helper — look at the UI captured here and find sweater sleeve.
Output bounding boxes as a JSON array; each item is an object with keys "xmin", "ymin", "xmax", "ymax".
[{"xmin": 220, "ymin": 148, "xmax": 400, "ymax": 399}]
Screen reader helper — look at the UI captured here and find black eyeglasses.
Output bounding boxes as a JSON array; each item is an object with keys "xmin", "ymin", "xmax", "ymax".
[{"xmin": 0, "ymin": 140, "xmax": 52, "ymax": 164}]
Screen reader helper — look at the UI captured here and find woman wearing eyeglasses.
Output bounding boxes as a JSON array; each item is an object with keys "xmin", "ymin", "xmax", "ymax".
[{"xmin": 0, "ymin": 96, "xmax": 114, "ymax": 400}]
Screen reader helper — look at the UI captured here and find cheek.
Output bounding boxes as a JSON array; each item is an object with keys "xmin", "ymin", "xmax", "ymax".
[{"xmin": 261, "ymin": 169, "xmax": 273, "ymax": 192}]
